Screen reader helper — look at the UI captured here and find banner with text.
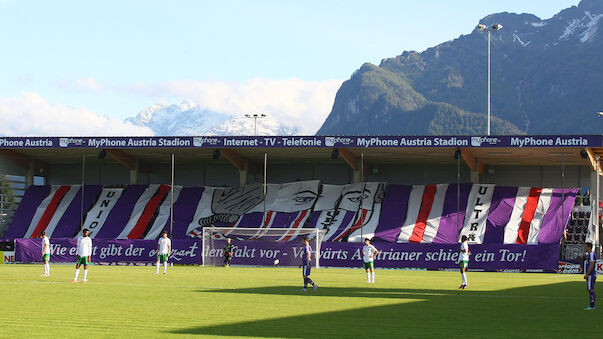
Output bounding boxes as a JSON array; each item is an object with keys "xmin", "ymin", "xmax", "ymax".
[
  {"xmin": 0, "ymin": 135, "xmax": 600, "ymax": 149},
  {"xmin": 15, "ymin": 238, "xmax": 201, "ymax": 264},
  {"xmin": 15, "ymin": 238, "xmax": 559, "ymax": 270}
]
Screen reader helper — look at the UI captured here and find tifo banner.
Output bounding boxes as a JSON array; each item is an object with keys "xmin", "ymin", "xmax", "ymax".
[
  {"xmin": 14, "ymin": 238, "xmax": 558, "ymax": 270},
  {"xmin": 15, "ymin": 238, "xmax": 201, "ymax": 264},
  {"xmin": 6, "ymin": 183, "xmax": 577, "ymax": 246},
  {"xmin": 0, "ymin": 135, "xmax": 601, "ymax": 149}
]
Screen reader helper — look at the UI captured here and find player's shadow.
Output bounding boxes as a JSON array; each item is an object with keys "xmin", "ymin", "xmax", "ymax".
[{"xmin": 170, "ymin": 281, "xmax": 590, "ymax": 338}]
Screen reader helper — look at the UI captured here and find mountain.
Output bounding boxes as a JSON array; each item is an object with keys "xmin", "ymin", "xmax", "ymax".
[
  {"xmin": 125, "ymin": 101, "xmax": 301, "ymax": 136},
  {"xmin": 318, "ymin": 0, "xmax": 603, "ymax": 135}
]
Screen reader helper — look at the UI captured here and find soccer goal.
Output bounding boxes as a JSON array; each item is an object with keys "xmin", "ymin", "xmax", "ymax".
[{"xmin": 202, "ymin": 227, "xmax": 326, "ymax": 268}]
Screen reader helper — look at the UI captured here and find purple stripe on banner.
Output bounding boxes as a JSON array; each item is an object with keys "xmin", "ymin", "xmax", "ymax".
[
  {"xmin": 268, "ymin": 212, "xmax": 292, "ymax": 227},
  {"xmin": 373, "ymin": 185, "xmax": 412, "ymax": 242},
  {"xmin": 305, "ymin": 211, "xmax": 322, "ymax": 228},
  {"xmin": 538, "ymin": 188, "xmax": 578, "ymax": 244},
  {"xmin": 327, "ymin": 211, "xmax": 356, "ymax": 241},
  {"xmin": 95, "ymin": 185, "xmax": 148, "ymax": 238},
  {"xmin": 235, "ymin": 212, "xmax": 264, "ymax": 228},
  {"xmin": 483, "ymin": 186, "xmax": 519, "ymax": 244},
  {"xmin": 433, "ymin": 183, "xmax": 473, "ymax": 244},
  {"xmin": 169, "ymin": 187, "xmax": 205, "ymax": 239},
  {"xmin": 3, "ymin": 185, "xmax": 51, "ymax": 239},
  {"xmin": 52, "ymin": 185, "xmax": 103, "ymax": 238}
]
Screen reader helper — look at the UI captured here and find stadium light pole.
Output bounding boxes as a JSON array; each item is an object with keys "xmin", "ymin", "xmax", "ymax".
[
  {"xmin": 596, "ymin": 156, "xmax": 600, "ymax": 253},
  {"xmin": 80, "ymin": 154, "xmax": 85, "ymax": 232},
  {"xmin": 245, "ymin": 114, "xmax": 266, "ymax": 136},
  {"xmin": 170, "ymin": 153, "xmax": 175, "ymax": 239},
  {"xmin": 477, "ymin": 23, "xmax": 503, "ymax": 136}
]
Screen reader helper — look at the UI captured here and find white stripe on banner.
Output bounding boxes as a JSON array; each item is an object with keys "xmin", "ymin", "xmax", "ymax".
[
  {"xmin": 44, "ymin": 185, "xmax": 81, "ymax": 237},
  {"xmin": 186, "ymin": 187, "xmax": 222, "ymax": 235},
  {"xmin": 459, "ymin": 184, "xmax": 495, "ymax": 244},
  {"xmin": 23, "ymin": 186, "xmax": 60, "ymax": 238},
  {"xmin": 144, "ymin": 186, "xmax": 183, "ymax": 240},
  {"xmin": 503, "ymin": 187, "xmax": 531, "ymax": 244},
  {"xmin": 527, "ymin": 188, "xmax": 554, "ymax": 244},
  {"xmin": 81, "ymin": 188, "xmax": 124, "ymax": 238},
  {"xmin": 421, "ymin": 184, "xmax": 449, "ymax": 243},
  {"xmin": 397, "ymin": 185, "xmax": 425, "ymax": 242},
  {"xmin": 117, "ymin": 185, "xmax": 160, "ymax": 239}
]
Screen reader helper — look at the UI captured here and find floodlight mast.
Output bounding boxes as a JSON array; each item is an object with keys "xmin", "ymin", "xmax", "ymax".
[
  {"xmin": 476, "ymin": 23, "xmax": 503, "ymax": 136},
  {"xmin": 244, "ymin": 113, "xmax": 267, "ymax": 136}
]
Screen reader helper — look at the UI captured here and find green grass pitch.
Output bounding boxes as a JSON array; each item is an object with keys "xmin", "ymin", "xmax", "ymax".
[{"xmin": 0, "ymin": 264, "xmax": 599, "ymax": 338}]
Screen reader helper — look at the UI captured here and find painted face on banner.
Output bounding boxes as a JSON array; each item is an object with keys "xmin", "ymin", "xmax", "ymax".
[
  {"xmin": 314, "ymin": 184, "xmax": 345, "ymax": 212},
  {"xmin": 268, "ymin": 181, "xmax": 320, "ymax": 212},
  {"xmin": 338, "ymin": 182, "xmax": 384, "ymax": 226},
  {"xmin": 211, "ymin": 184, "xmax": 264, "ymax": 215},
  {"xmin": 338, "ymin": 183, "xmax": 376, "ymax": 212}
]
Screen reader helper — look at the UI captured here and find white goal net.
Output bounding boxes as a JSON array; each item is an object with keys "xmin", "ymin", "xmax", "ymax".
[{"xmin": 202, "ymin": 227, "xmax": 326, "ymax": 268}]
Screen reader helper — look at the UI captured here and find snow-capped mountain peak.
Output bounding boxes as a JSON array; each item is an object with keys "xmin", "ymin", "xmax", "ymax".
[{"xmin": 125, "ymin": 101, "xmax": 301, "ymax": 136}]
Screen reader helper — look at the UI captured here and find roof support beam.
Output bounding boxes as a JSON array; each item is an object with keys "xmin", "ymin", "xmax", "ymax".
[
  {"xmin": 461, "ymin": 148, "xmax": 485, "ymax": 175},
  {"xmin": 338, "ymin": 149, "xmax": 371, "ymax": 173},
  {"xmin": 106, "ymin": 149, "xmax": 152, "ymax": 174},
  {"xmin": 0, "ymin": 149, "xmax": 49, "ymax": 174},
  {"xmin": 219, "ymin": 148, "xmax": 259, "ymax": 173}
]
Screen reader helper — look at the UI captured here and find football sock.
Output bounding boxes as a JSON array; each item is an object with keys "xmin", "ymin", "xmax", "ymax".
[
  {"xmin": 590, "ymin": 291, "xmax": 596, "ymax": 308},
  {"xmin": 163, "ymin": 261, "xmax": 168, "ymax": 273},
  {"xmin": 83, "ymin": 269, "xmax": 88, "ymax": 280},
  {"xmin": 45, "ymin": 263, "xmax": 50, "ymax": 275},
  {"xmin": 371, "ymin": 271, "xmax": 375, "ymax": 283},
  {"xmin": 156, "ymin": 262, "xmax": 160, "ymax": 273},
  {"xmin": 366, "ymin": 272, "xmax": 370, "ymax": 281},
  {"xmin": 304, "ymin": 278, "xmax": 308, "ymax": 288},
  {"xmin": 307, "ymin": 278, "xmax": 315, "ymax": 286},
  {"xmin": 74, "ymin": 268, "xmax": 80, "ymax": 281},
  {"xmin": 461, "ymin": 272, "xmax": 467, "ymax": 285}
]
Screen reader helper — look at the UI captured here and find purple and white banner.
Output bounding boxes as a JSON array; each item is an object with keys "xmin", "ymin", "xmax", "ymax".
[
  {"xmin": 0, "ymin": 135, "xmax": 600, "ymax": 149},
  {"xmin": 15, "ymin": 238, "xmax": 559, "ymax": 270},
  {"xmin": 15, "ymin": 238, "xmax": 201, "ymax": 264}
]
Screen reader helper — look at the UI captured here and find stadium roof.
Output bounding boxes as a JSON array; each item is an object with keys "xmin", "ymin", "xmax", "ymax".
[{"xmin": 0, "ymin": 135, "xmax": 602, "ymax": 175}]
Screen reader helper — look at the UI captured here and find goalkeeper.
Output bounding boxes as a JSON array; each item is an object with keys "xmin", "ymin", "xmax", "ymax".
[{"xmin": 223, "ymin": 238, "xmax": 234, "ymax": 267}]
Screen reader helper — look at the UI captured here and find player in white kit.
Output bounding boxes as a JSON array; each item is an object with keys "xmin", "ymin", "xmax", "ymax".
[
  {"xmin": 41, "ymin": 231, "xmax": 50, "ymax": 277},
  {"xmin": 155, "ymin": 230, "xmax": 171, "ymax": 275},
  {"xmin": 362, "ymin": 238, "xmax": 379, "ymax": 283},
  {"xmin": 71, "ymin": 229, "xmax": 92, "ymax": 283}
]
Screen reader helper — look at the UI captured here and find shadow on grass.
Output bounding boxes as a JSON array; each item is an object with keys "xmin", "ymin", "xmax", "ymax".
[{"xmin": 170, "ymin": 281, "xmax": 593, "ymax": 338}]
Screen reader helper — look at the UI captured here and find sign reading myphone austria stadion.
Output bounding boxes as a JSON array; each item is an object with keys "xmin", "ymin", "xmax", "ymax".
[{"xmin": 0, "ymin": 135, "xmax": 601, "ymax": 149}]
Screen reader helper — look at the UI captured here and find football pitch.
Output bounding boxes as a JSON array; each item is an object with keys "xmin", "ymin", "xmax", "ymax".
[{"xmin": 0, "ymin": 265, "xmax": 599, "ymax": 338}]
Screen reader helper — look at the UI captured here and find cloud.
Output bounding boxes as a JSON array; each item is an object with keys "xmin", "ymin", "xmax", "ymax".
[
  {"xmin": 0, "ymin": 92, "xmax": 154, "ymax": 136},
  {"xmin": 53, "ymin": 77, "xmax": 344, "ymax": 134},
  {"xmin": 114, "ymin": 78, "xmax": 342, "ymax": 134}
]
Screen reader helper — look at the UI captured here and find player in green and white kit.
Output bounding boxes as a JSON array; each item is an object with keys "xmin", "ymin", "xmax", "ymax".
[
  {"xmin": 458, "ymin": 235, "xmax": 469, "ymax": 289},
  {"xmin": 155, "ymin": 231, "xmax": 171, "ymax": 275},
  {"xmin": 362, "ymin": 238, "xmax": 379, "ymax": 283},
  {"xmin": 71, "ymin": 229, "xmax": 92, "ymax": 283},
  {"xmin": 41, "ymin": 231, "xmax": 50, "ymax": 277}
]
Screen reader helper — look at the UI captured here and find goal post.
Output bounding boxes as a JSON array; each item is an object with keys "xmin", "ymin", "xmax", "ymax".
[{"xmin": 202, "ymin": 227, "xmax": 326, "ymax": 268}]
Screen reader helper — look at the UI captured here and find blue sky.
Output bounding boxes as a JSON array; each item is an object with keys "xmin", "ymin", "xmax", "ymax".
[{"xmin": 0, "ymin": 0, "xmax": 581, "ymax": 135}]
